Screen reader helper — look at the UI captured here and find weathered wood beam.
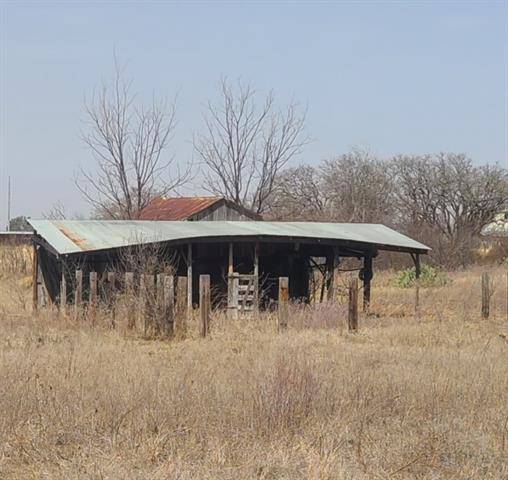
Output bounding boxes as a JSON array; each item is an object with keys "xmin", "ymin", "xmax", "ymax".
[
  {"xmin": 278, "ymin": 277, "xmax": 289, "ymax": 331},
  {"xmin": 187, "ymin": 243, "xmax": 193, "ymax": 313},
  {"xmin": 199, "ymin": 274, "xmax": 211, "ymax": 337},
  {"xmin": 362, "ymin": 253, "xmax": 373, "ymax": 312},
  {"xmin": 32, "ymin": 243, "xmax": 38, "ymax": 312}
]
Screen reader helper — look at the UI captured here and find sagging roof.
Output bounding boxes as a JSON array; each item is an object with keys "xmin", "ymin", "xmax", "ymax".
[
  {"xmin": 29, "ymin": 219, "xmax": 430, "ymax": 256},
  {"xmin": 138, "ymin": 196, "xmax": 261, "ymax": 221}
]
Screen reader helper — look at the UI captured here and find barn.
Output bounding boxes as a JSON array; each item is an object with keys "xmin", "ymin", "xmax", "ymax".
[
  {"xmin": 138, "ymin": 196, "xmax": 261, "ymax": 221},
  {"xmin": 29, "ymin": 219, "xmax": 430, "ymax": 312}
]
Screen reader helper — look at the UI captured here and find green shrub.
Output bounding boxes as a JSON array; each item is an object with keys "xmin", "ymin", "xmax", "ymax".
[{"xmin": 394, "ymin": 264, "xmax": 451, "ymax": 288}]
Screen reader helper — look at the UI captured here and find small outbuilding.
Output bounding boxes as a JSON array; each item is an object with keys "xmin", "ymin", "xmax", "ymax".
[{"xmin": 138, "ymin": 196, "xmax": 261, "ymax": 221}]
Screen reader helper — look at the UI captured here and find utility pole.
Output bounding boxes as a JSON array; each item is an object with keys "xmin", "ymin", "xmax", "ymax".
[{"xmin": 7, "ymin": 176, "xmax": 11, "ymax": 231}]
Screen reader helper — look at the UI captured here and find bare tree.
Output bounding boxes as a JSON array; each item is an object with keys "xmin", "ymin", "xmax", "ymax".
[
  {"xmin": 265, "ymin": 165, "xmax": 328, "ymax": 220},
  {"xmin": 77, "ymin": 61, "xmax": 188, "ymax": 219},
  {"xmin": 391, "ymin": 153, "xmax": 508, "ymax": 266},
  {"xmin": 322, "ymin": 148, "xmax": 396, "ymax": 224},
  {"xmin": 42, "ymin": 201, "xmax": 67, "ymax": 220},
  {"xmin": 194, "ymin": 78, "xmax": 309, "ymax": 214}
]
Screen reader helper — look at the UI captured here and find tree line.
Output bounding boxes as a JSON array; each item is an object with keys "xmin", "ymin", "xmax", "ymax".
[{"xmin": 72, "ymin": 65, "xmax": 508, "ymax": 268}]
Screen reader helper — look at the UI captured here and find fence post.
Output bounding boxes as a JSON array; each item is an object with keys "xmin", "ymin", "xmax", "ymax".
[
  {"xmin": 156, "ymin": 273, "xmax": 164, "ymax": 336},
  {"xmin": 89, "ymin": 271, "xmax": 98, "ymax": 323},
  {"xmin": 143, "ymin": 274, "xmax": 155, "ymax": 337},
  {"xmin": 139, "ymin": 274, "xmax": 146, "ymax": 333},
  {"xmin": 162, "ymin": 274, "xmax": 174, "ymax": 338},
  {"xmin": 278, "ymin": 277, "xmax": 289, "ymax": 331},
  {"xmin": 348, "ymin": 277, "xmax": 358, "ymax": 332},
  {"xmin": 107, "ymin": 272, "xmax": 116, "ymax": 328},
  {"xmin": 481, "ymin": 272, "xmax": 490, "ymax": 319},
  {"xmin": 200, "ymin": 274, "xmax": 211, "ymax": 338},
  {"xmin": 60, "ymin": 269, "xmax": 67, "ymax": 316},
  {"xmin": 125, "ymin": 272, "xmax": 135, "ymax": 330},
  {"xmin": 175, "ymin": 276, "xmax": 188, "ymax": 338},
  {"xmin": 74, "ymin": 269, "xmax": 83, "ymax": 318}
]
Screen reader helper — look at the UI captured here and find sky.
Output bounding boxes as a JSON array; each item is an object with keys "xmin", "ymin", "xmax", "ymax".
[{"xmin": 0, "ymin": 1, "xmax": 507, "ymax": 227}]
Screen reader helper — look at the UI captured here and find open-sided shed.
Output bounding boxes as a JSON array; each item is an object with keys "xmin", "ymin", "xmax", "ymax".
[{"xmin": 29, "ymin": 220, "xmax": 430, "ymax": 310}]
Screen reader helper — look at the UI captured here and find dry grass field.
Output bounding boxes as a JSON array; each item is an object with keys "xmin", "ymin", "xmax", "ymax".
[{"xmin": 0, "ymin": 248, "xmax": 507, "ymax": 479}]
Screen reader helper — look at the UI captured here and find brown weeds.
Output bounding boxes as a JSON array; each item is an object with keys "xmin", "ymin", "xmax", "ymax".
[{"xmin": 0, "ymin": 267, "xmax": 507, "ymax": 479}]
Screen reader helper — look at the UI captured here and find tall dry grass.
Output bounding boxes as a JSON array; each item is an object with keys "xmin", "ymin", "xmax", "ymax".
[{"xmin": 0, "ymin": 264, "xmax": 507, "ymax": 479}]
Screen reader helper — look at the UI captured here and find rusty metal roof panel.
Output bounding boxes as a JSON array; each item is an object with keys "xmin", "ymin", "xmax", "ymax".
[
  {"xmin": 138, "ymin": 197, "xmax": 222, "ymax": 220},
  {"xmin": 29, "ymin": 220, "xmax": 430, "ymax": 256}
]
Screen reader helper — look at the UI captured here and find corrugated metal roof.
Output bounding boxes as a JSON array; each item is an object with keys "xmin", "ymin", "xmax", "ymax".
[
  {"xmin": 138, "ymin": 197, "xmax": 221, "ymax": 220},
  {"xmin": 29, "ymin": 219, "xmax": 430, "ymax": 256}
]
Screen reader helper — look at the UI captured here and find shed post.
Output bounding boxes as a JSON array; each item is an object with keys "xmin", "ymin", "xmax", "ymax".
[
  {"xmin": 348, "ymin": 277, "xmax": 358, "ymax": 332},
  {"xmin": 278, "ymin": 276, "xmax": 289, "ymax": 331},
  {"xmin": 60, "ymin": 268, "xmax": 67, "ymax": 316},
  {"xmin": 362, "ymin": 253, "xmax": 373, "ymax": 312},
  {"xmin": 199, "ymin": 274, "xmax": 211, "ymax": 337},
  {"xmin": 228, "ymin": 242, "xmax": 234, "ymax": 275},
  {"xmin": 107, "ymin": 271, "xmax": 116, "ymax": 328},
  {"xmin": 139, "ymin": 274, "xmax": 146, "ymax": 332},
  {"xmin": 74, "ymin": 269, "xmax": 83, "ymax": 318},
  {"xmin": 227, "ymin": 243, "xmax": 237, "ymax": 318},
  {"xmin": 253, "ymin": 241, "xmax": 259, "ymax": 312},
  {"xmin": 187, "ymin": 243, "xmax": 193, "ymax": 314},
  {"xmin": 326, "ymin": 251, "xmax": 334, "ymax": 301},
  {"xmin": 331, "ymin": 248, "xmax": 340, "ymax": 301},
  {"xmin": 175, "ymin": 276, "xmax": 187, "ymax": 338},
  {"xmin": 125, "ymin": 272, "xmax": 135, "ymax": 330},
  {"xmin": 32, "ymin": 243, "xmax": 38, "ymax": 312},
  {"xmin": 156, "ymin": 273, "xmax": 164, "ymax": 335},
  {"xmin": 143, "ymin": 274, "xmax": 155, "ymax": 337},
  {"xmin": 162, "ymin": 274, "xmax": 174, "ymax": 337},
  {"xmin": 413, "ymin": 253, "xmax": 421, "ymax": 315},
  {"xmin": 89, "ymin": 271, "xmax": 98, "ymax": 322}
]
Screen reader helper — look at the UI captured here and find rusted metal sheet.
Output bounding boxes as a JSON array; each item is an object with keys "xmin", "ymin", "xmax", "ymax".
[
  {"xmin": 28, "ymin": 219, "xmax": 431, "ymax": 256},
  {"xmin": 139, "ymin": 196, "xmax": 261, "ymax": 221},
  {"xmin": 138, "ymin": 197, "xmax": 221, "ymax": 221}
]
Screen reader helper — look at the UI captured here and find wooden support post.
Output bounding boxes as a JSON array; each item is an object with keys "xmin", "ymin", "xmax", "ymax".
[
  {"xmin": 228, "ymin": 242, "xmax": 234, "ymax": 276},
  {"xmin": 331, "ymin": 248, "xmax": 340, "ymax": 301},
  {"xmin": 162, "ymin": 274, "xmax": 174, "ymax": 337},
  {"xmin": 32, "ymin": 243, "xmax": 38, "ymax": 312},
  {"xmin": 348, "ymin": 277, "xmax": 358, "ymax": 332},
  {"xmin": 89, "ymin": 271, "xmax": 98, "ymax": 322},
  {"xmin": 125, "ymin": 272, "xmax": 135, "ymax": 330},
  {"xmin": 107, "ymin": 272, "xmax": 116, "ymax": 328},
  {"xmin": 156, "ymin": 273, "xmax": 164, "ymax": 335},
  {"xmin": 143, "ymin": 274, "xmax": 155, "ymax": 337},
  {"xmin": 187, "ymin": 243, "xmax": 193, "ymax": 314},
  {"xmin": 60, "ymin": 268, "xmax": 67, "ymax": 316},
  {"xmin": 363, "ymin": 254, "xmax": 373, "ymax": 312},
  {"xmin": 228, "ymin": 272, "xmax": 239, "ymax": 319},
  {"xmin": 74, "ymin": 269, "xmax": 83, "ymax": 318},
  {"xmin": 278, "ymin": 277, "xmax": 289, "ymax": 331},
  {"xmin": 175, "ymin": 276, "xmax": 187, "ymax": 338},
  {"xmin": 199, "ymin": 274, "xmax": 211, "ymax": 338},
  {"xmin": 326, "ymin": 252, "xmax": 334, "ymax": 301},
  {"xmin": 253, "ymin": 242, "xmax": 259, "ymax": 312},
  {"xmin": 414, "ymin": 254, "xmax": 421, "ymax": 315},
  {"xmin": 227, "ymin": 243, "xmax": 237, "ymax": 318},
  {"xmin": 481, "ymin": 272, "xmax": 490, "ymax": 319},
  {"xmin": 139, "ymin": 274, "xmax": 146, "ymax": 331}
]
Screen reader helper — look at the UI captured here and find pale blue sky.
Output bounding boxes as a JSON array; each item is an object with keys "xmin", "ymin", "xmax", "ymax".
[{"xmin": 1, "ymin": 1, "xmax": 507, "ymax": 227}]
